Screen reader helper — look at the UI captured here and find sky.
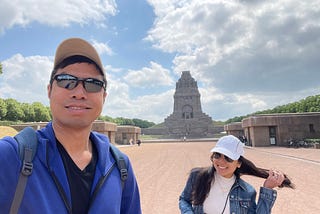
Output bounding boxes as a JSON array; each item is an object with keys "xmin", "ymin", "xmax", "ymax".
[{"xmin": 1, "ymin": 0, "xmax": 320, "ymax": 124}]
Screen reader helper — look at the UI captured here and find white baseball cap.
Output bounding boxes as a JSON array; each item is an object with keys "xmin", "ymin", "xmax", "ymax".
[{"xmin": 210, "ymin": 135, "xmax": 244, "ymax": 160}]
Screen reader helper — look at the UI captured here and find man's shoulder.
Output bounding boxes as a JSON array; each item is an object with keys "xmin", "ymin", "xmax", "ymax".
[
  {"xmin": 0, "ymin": 135, "xmax": 18, "ymax": 153},
  {"xmin": 0, "ymin": 136, "xmax": 21, "ymax": 170}
]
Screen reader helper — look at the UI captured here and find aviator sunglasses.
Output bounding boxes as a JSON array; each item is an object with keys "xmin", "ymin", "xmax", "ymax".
[
  {"xmin": 53, "ymin": 74, "xmax": 106, "ymax": 93},
  {"xmin": 212, "ymin": 152, "xmax": 234, "ymax": 163}
]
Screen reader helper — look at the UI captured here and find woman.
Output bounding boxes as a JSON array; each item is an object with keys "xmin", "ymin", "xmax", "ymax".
[{"xmin": 179, "ymin": 135, "xmax": 294, "ymax": 214}]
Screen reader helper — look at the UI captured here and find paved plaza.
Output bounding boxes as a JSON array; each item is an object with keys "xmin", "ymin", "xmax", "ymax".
[{"xmin": 119, "ymin": 141, "xmax": 320, "ymax": 214}]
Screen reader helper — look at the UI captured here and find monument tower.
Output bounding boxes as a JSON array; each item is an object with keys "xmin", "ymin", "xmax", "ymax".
[{"xmin": 164, "ymin": 71, "xmax": 213, "ymax": 138}]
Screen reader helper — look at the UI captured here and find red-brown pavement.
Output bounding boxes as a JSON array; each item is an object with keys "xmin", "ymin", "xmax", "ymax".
[{"xmin": 119, "ymin": 141, "xmax": 320, "ymax": 214}]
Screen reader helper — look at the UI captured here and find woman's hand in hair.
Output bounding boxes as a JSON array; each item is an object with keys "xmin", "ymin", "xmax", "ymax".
[{"xmin": 263, "ymin": 170, "xmax": 285, "ymax": 189}]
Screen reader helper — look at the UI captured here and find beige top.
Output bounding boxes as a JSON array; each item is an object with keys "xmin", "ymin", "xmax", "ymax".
[{"xmin": 203, "ymin": 172, "xmax": 236, "ymax": 214}]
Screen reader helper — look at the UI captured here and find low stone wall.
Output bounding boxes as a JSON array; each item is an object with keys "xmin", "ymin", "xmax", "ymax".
[
  {"xmin": 11, "ymin": 122, "xmax": 48, "ymax": 131},
  {"xmin": 141, "ymin": 127, "xmax": 167, "ymax": 135},
  {"xmin": 141, "ymin": 125, "xmax": 224, "ymax": 138},
  {"xmin": 11, "ymin": 121, "xmax": 126, "ymax": 145},
  {"xmin": 92, "ymin": 121, "xmax": 117, "ymax": 144}
]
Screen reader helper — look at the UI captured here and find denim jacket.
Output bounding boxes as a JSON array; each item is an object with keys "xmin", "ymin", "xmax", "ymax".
[{"xmin": 179, "ymin": 170, "xmax": 277, "ymax": 214}]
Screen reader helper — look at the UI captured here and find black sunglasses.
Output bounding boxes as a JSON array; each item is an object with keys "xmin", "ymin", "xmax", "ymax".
[
  {"xmin": 53, "ymin": 74, "xmax": 106, "ymax": 93},
  {"xmin": 212, "ymin": 152, "xmax": 234, "ymax": 163}
]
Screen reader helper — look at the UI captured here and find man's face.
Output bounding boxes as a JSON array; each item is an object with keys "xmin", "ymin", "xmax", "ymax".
[{"xmin": 47, "ymin": 62, "xmax": 107, "ymax": 129}]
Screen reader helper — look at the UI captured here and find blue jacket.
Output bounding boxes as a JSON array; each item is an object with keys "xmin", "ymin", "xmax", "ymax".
[
  {"xmin": 179, "ymin": 170, "xmax": 277, "ymax": 214},
  {"xmin": 0, "ymin": 122, "xmax": 141, "ymax": 214}
]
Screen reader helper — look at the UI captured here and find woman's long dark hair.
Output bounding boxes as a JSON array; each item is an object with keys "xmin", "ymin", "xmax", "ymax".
[{"xmin": 191, "ymin": 154, "xmax": 295, "ymax": 205}]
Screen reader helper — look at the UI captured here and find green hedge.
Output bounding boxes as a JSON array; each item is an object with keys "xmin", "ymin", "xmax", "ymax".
[{"xmin": 0, "ymin": 121, "xmax": 20, "ymax": 126}]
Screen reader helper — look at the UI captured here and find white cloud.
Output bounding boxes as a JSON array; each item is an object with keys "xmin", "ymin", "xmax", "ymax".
[
  {"xmin": 2, "ymin": 0, "xmax": 320, "ymax": 124},
  {"xmin": 0, "ymin": 54, "xmax": 52, "ymax": 105},
  {"xmin": 92, "ymin": 40, "xmax": 114, "ymax": 56},
  {"xmin": 0, "ymin": 54, "xmax": 173, "ymax": 123},
  {"xmin": 143, "ymin": 0, "xmax": 320, "ymax": 121},
  {"xmin": 123, "ymin": 61, "xmax": 174, "ymax": 87},
  {"xmin": 0, "ymin": 0, "xmax": 117, "ymax": 33},
  {"xmin": 146, "ymin": 0, "xmax": 320, "ymax": 91},
  {"xmin": 103, "ymin": 75, "xmax": 174, "ymax": 123}
]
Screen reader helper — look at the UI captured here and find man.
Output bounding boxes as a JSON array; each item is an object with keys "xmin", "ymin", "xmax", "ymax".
[{"xmin": 0, "ymin": 38, "xmax": 141, "ymax": 213}]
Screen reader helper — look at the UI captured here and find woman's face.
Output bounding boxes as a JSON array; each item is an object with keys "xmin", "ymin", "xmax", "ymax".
[{"xmin": 211, "ymin": 153, "xmax": 241, "ymax": 178}]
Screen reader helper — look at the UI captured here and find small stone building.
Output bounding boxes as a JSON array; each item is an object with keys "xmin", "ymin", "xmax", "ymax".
[
  {"xmin": 224, "ymin": 122, "xmax": 244, "ymax": 139},
  {"xmin": 225, "ymin": 113, "xmax": 320, "ymax": 147},
  {"xmin": 91, "ymin": 121, "xmax": 117, "ymax": 144},
  {"xmin": 115, "ymin": 125, "xmax": 141, "ymax": 145}
]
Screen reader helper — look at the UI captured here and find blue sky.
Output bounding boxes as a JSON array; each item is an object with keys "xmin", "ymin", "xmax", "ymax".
[{"xmin": 1, "ymin": 0, "xmax": 320, "ymax": 123}]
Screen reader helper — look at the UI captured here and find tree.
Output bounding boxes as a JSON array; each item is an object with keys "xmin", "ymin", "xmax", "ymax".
[
  {"xmin": 21, "ymin": 103, "xmax": 35, "ymax": 122},
  {"xmin": 225, "ymin": 94, "xmax": 320, "ymax": 122},
  {"xmin": 114, "ymin": 117, "xmax": 135, "ymax": 126},
  {"xmin": 4, "ymin": 98, "xmax": 24, "ymax": 121},
  {"xmin": 32, "ymin": 102, "xmax": 51, "ymax": 122},
  {"xmin": 132, "ymin": 118, "xmax": 155, "ymax": 128},
  {"xmin": 0, "ymin": 62, "xmax": 2, "ymax": 74},
  {"xmin": 0, "ymin": 98, "xmax": 7, "ymax": 120},
  {"xmin": 98, "ymin": 115, "xmax": 115, "ymax": 123}
]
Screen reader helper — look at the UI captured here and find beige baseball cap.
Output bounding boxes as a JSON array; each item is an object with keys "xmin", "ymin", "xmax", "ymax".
[{"xmin": 54, "ymin": 38, "xmax": 104, "ymax": 75}]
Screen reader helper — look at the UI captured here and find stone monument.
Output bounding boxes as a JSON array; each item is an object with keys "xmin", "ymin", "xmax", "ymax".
[{"xmin": 164, "ymin": 71, "xmax": 213, "ymax": 138}]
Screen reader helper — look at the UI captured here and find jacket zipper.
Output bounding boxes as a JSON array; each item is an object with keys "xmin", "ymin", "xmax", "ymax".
[
  {"xmin": 50, "ymin": 171, "xmax": 72, "ymax": 214},
  {"xmin": 46, "ymin": 145, "xmax": 72, "ymax": 214},
  {"xmin": 88, "ymin": 162, "xmax": 116, "ymax": 210}
]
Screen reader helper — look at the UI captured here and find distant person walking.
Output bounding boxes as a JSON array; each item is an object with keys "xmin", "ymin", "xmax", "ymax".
[{"xmin": 179, "ymin": 135, "xmax": 294, "ymax": 214}]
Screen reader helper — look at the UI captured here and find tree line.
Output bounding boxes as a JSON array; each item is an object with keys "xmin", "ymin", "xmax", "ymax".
[
  {"xmin": 1, "ymin": 93, "xmax": 320, "ymax": 127},
  {"xmin": 0, "ymin": 98, "xmax": 155, "ymax": 128},
  {"xmin": 98, "ymin": 115, "xmax": 155, "ymax": 128},
  {"xmin": 0, "ymin": 98, "xmax": 51, "ymax": 123},
  {"xmin": 225, "ymin": 94, "xmax": 320, "ymax": 123}
]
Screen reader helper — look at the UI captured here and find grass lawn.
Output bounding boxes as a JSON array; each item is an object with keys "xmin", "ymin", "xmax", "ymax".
[{"xmin": 0, "ymin": 126, "xmax": 18, "ymax": 138}]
